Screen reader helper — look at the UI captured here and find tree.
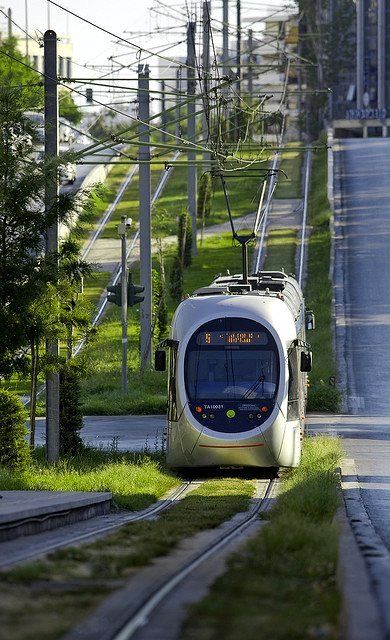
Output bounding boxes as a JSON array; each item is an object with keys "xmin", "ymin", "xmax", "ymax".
[
  {"xmin": 59, "ymin": 89, "xmax": 82, "ymax": 125},
  {"xmin": 169, "ymin": 254, "xmax": 184, "ymax": 302},
  {"xmin": 0, "ymin": 37, "xmax": 43, "ymax": 110},
  {"xmin": 0, "ymin": 389, "xmax": 31, "ymax": 469},
  {"xmin": 197, "ymin": 172, "xmax": 212, "ymax": 244},
  {"xmin": 178, "ymin": 212, "xmax": 192, "ymax": 268},
  {"xmin": 59, "ymin": 362, "xmax": 84, "ymax": 456}
]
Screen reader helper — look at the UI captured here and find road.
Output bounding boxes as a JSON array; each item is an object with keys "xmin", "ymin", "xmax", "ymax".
[
  {"xmin": 34, "ymin": 415, "xmax": 166, "ymax": 452},
  {"xmin": 331, "ymin": 137, "xmax": 390, "ymax": 634},
  {"xmin": 334, "ymin": 138, "xmax": 390, "ymax": 415}
]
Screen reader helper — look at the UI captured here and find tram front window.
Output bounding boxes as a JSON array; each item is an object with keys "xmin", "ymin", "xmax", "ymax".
[{"xmin": 185, "ymin": 318, "xmax": 279, "ymax": 402}]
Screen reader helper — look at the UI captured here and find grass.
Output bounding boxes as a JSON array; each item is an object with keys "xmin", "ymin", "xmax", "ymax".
[
  {"xmin": 274, "ymin": 142, "xmax": 303, "ymax": 199},
  {"xmin": 182, "ymin": 435, "xmax": 342, "ymax": 640},
  {"xmin": 0, "ymin": 477, "xmax": 256, "ymax": 640},
  {"xmin": 80, "ymin": 233, "xmax": 242, "ymax": 415},
  {"xmin": 0, "ymin": 448, "xmax": 179, "ymax": 510},
  {"xmin": 263, "ymin": 228, "xmax": 298, "ymax": 274},
  {"xmin": 305, "ymin": 142, "xmax": 340, "ymax": 412}
]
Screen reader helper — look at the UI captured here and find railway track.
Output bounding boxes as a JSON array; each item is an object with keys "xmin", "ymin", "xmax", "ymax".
[
  {"xmin": 0, "ymin": 479, "xmax": 198, "ymax": 570},
  {"xmin": 62, "ymin": 477, "xmax": 277, "ymax": 640},
  {"xmin": 254, "ymin": 146, "xmax": 312, "ymax": 281}
]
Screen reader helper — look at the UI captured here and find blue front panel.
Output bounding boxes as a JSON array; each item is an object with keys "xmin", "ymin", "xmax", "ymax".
[{"xmin": 184, "ymin": 317, "xmax": 280, "ymax": 434}]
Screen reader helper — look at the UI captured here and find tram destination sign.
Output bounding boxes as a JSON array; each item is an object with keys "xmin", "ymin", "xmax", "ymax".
[
  {"xmin": 345, "ymin": 108, "xmax": 387, "ymax": 120},
  {"xmin": 197, "ymin": 331, "xmax": 268, "ymax": 346}
]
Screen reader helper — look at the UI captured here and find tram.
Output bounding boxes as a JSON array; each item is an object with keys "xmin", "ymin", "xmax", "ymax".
[{"xmin": 155, "ymin": 270, "xmax": 314, "ymax": 469}]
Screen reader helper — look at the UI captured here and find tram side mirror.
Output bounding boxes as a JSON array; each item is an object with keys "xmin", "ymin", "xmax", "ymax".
[
  {"xmin": 301, "ymin": 352, "xmax": 312, "ymax": 373},
  {"xmin": 155, "ymin": 349, "xmax": 166, "ymax": 372},
  {"xmin": 305, "ymin": 310, "xmax": 315, "ymax": 331}
]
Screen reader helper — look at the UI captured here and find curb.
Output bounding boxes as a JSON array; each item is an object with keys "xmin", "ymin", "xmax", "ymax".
[{"xmin": 339, "ymin": 458, "xmax": 390, "ymax": 639}]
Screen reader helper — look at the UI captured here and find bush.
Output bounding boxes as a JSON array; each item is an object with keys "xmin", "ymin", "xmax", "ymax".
[
  {"xmin": 59, "ymin": 363, "xmax": 84, "ymax": 456},
  {"xmin": 178, "ymin": 212, "xmax": 192, "ymax": 268},
  {"xmin": 197, "ymin": 172, "xmax": 212, "ymax": 220},
  {"xmin": 307, "ymin": 382, "xmax": 341, "ymax": 413},
  {"xmin": 169, "ymin": 254, "xmax": 184, "ymax": 301},
  {"xmin": 0, "ymin": 389, "xmax": 31, "ymax": 469}
]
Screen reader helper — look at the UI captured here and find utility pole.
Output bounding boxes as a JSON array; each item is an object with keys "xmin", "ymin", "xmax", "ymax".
[
  {"xmin": 118, "ymin": 216, "xmax": 129, "ymax": 397},
  {"xmin": 187, "ymin": 21, "xmax": 197, "ymax": 255},
  {"xmin": 222, "ymin": 0, "xmax": 229, "ymax": 80},
  {"xmin": 247, "ymin": 28, "xmax": 254, "ymax": 139},
  {"xmin": 44, "ymin": 30, "xmax": 59, "ymax": 463},
  {"xmin": 202, "ymin": 1, "xmax": 211, "ymax": 170},
  {"xmin": 161, "ymin": 80, "xmax": 167, "ymax": 143},
  {"xmin": 248, "ymin": 29, "xmax": 253, "ymax": 97},
  {"xmin": 175, "ymin": 68, "xmax": 181, "ymax": 140},
  {"xmin": 24, "ymin": 0, "xmax": 29, "ymax": 58},
  {"xmin": 235, "ymin": 0, "xmax": 241, "ymax": 141},
  {"xmin": 7, "ymin": 8, "xmax": 12, "ymax": 38},
  {"xmin": 138, "ymin": 64, "xmax": 152, "ymax": 369}
]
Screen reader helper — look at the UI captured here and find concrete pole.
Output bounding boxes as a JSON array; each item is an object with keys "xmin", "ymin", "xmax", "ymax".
[
  {"xmin": 175, "ymin": 68, "xmax": 181, "ymax": 140},
  {"xmin": 248, "ymin": 29, "xmax": 253, "ymax": 96},
  {"xmin": 202, "ymin": 1, "xmax": 211, "ymax": 169},
  {"xmin": 377, "ymin": 0, "xmax": 385, "ymax": 111},
  {"xmin": 222, "ymin": 0, "xmax": 229, "ymax": 79},
  {"xmin": 236, "ymin": 0, "xmax": 241, "ymax": 91},
  {"xmin": 236, "ymin": 0, "xmax": 241, "ymax": 140},
  {"xmin": 356, "ymin": 0, "xmax": 364, "ymax": 109},
  {"xmin": 44, "ymin": 30, "xmax": 59, "ymax": 463},
  {"xmin": 7, "ymin": 8, "xmax": 12, "ymax": 38},
  {"xmin": 119, "ymin": 216, "xmax": 128, "ymax": 396},
  {"xmin": 138, "ymin": 65, "xmax": 152, "ymax": 369},
  {"xmin": 187, "ymin": 22, "xmax": 197, "ymax": 255},
  {"xmin": 161, "ymin": 80, "xmax": 167, "ymax": 143},
  {"xmin": 24, "ymin": 0, "xmax": 29, "ymax": 58}
]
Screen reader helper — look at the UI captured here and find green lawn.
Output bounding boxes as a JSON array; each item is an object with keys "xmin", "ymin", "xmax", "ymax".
[
  {"xmin": 0, "ymin": 448, "xmax": 178, "ymax": 510},
  {"xmin": 263, "ymin": 228, "xmax": 297, "ymax": 274},
  {"xmin": 80, "ymin": 233, "xmax": 242, "ymax": 415},
  {"xmin": 182, "ymin": 436, "xmax": 342, "ymax": 640},
  {"xmin": 274, "ymin": 142, "xmax": 303, "ymax": 199},
  {"xmin": 305, "ymin": 142, "xmax": 340, "ymax": 412}
]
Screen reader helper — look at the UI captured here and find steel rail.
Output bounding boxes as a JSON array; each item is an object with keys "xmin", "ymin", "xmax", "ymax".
[
  {"xmin": 111, "ymin": 478, "xmax": 276, "ymax": 640},
  {"xmin": 73, "ymin": 150, "xmax": 180, "ymax": 357},
  {"xmin": 297, "ymin": 148, "xmax": 312, "ymax": 287},
  {"xmin": 0, "ymin": 480, "xmax": 195, "ymax": 570}
]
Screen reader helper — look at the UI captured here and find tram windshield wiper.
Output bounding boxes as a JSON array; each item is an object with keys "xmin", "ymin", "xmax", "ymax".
[{"xmin": 241, "ymin": 370, "xmax": 266, "ymax": 400}]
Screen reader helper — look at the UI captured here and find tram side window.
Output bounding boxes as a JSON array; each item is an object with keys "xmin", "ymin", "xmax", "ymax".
[
  {"xmin": 168, "ymin": 348, "xmax": 178, "ymax": 422},
  {"xmin": 287, "ymin": 348, "xmax": 299, "ymax": 420}
]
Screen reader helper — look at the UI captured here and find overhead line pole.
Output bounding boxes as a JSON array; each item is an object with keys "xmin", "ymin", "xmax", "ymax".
[
  {"xmin": 187, "ymin": 21, "xmax": 197, "ymax": 256},
  {"xmin": 44, "ymin": 30, "xmax": 59, "ymax": 463},
  {"xmin": 202, "ymin": 1, "xmax": 211, "ymax": 171},
  {"xmin": 138, "ymin": 64, "xmax": 152, "ymax": 370}
]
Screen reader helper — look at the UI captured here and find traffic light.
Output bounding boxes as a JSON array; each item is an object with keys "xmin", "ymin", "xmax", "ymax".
[
  {"xmin": 107, "ymin": 282, "xmax": 122, "ymax": 306},
  {"xmin": 86, "ymin": 87, "xmax": 93, "ymax": 103},
  {"xmin": 128, "ymin": 272, "xmax": 145, "ymax": 307}
]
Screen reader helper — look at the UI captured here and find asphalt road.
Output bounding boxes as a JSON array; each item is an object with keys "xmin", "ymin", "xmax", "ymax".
[
  {"xmin": 335, "ymin": 138, "xmax": 390, "ymax": 415},
  {"xmin": 35, "ymin": 415, "xmax": 166, "ymax": 452}
]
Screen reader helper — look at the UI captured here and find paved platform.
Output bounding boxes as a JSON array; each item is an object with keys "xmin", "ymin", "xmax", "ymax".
[{"xmin": 0, "ymin": 490, "xmax": 112, "ymax": 542}]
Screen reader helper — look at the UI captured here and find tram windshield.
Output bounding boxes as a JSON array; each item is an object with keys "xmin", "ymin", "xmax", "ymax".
[{"xmin": 185, "ymin": 318, "xmax": 279, "ymax": 402}]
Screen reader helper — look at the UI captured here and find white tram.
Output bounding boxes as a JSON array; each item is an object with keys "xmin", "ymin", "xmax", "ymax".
[{"xmin": 155, "ymin": 271, "xmax": 314, "ymax": 469}]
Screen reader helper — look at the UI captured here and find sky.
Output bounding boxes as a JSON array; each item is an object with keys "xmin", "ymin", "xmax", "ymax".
[
  {"xmin": 1, "ymin": 0, "xmax": 292, "ymax": 112},
  {"xmin": 2, "ymin": 0, "xmax": 290, "ymax": 69}
]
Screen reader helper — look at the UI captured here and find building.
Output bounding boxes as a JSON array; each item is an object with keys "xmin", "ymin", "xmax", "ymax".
[{"xmin": 15, "ymin": 35, "xmax": 73, "ymax": 78}]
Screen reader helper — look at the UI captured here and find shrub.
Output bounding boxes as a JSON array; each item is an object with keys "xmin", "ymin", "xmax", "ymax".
[
  {"xmin": 178, "ymin": 212, "xmax": 192, "ymax": 268},
  {"xmin": 0, "ymin": 389, "xmax": 31, "ymax": 469},
  {"xmin": 169, "ymin": 254, "xmax": 184, "ymax": 301},
  {"xmin": 59, "ymin": 363, "xmax": 84, "ymax": 456}
]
